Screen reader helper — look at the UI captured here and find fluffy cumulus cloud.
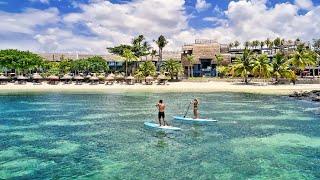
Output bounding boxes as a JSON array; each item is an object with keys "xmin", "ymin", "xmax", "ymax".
[
  {"xmin": 1, "ymin": 0, "xmax": 320, "ymax": 53},
  {"xmin": 294, "ymin": 0, "xmax": 314, "ymax": 10},
  {"xmin": 195, "ymin": 0, "xmax": 211, "ymax": 12}
]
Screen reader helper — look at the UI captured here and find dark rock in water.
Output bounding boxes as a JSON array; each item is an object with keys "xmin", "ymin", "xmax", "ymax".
[
  {"xmin": 312, "ymin": 97, "xmax": 320, "ymax": 102},
  {"xmin": 289, "ymin": 90, "xmax": 320, "ymax": 102}
]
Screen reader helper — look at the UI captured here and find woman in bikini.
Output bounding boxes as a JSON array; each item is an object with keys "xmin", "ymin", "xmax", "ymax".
[{"xmin": 192, "ymin": 98, "xmax": 199, "ymax": 119}]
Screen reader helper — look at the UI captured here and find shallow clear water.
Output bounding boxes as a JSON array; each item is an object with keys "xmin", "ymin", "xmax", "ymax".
[{"xmin": 0, "ymin": 92, "xmax": 319, "ymax": 179}]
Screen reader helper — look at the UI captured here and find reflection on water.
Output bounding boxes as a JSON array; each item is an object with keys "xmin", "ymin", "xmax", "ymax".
[{"xmin": 0, "ymin": 93, "xmax": 319, "ymax": 179}]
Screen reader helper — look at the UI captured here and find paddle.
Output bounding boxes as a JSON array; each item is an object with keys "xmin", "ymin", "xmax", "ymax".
[{"xmin": 183, "ymin": 102, "xmax": 192, "ymax": 118}]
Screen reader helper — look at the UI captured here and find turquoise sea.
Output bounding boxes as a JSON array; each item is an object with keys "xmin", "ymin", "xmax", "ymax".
[{"xmin": 0, "ymin": 92, "xmax": 319, "ymax": 179}]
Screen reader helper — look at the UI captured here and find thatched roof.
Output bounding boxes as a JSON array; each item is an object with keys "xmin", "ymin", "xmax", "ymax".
[
  {"xmin": 106, "ymin": 75, "xmax": 115, "ymax": 80},
  {"xmin": 90, "ymin": 76, "xmax": 99, "ymax": 80},
  {"xmin": 146, "ymin": 75, "xmax": 154, "ymax": 80},
  {"xmin": 98, "ymin": 75, "xmax": 105, "ymax": 79},
  {"xmin": 32, "ymin": 73, "xmax": 43, "ymax": 80},
  {"xmin": 126, "ymin": 75, "xmax": 135, "ymax": 80},
  {"xmin": 115, "ymin": 74, "xmax": 124, "ymax": 79},
  {"xmin": 61, "ymin": 74, "xmax": 73, "ymax": 80},
  {"xmin": 0, "ymin": 75, "xmax": 9, "ymax": 80},
  {"xmin": 47, "ymin": 75, "xmax": 59, "ymax": 80},
  {"xmin": 17, "ymin": 75, "xmax": 28, "ymax": 80},
  {"xmin": 74, "ymin": 75, "xmax": 84, "ymax": 80}
]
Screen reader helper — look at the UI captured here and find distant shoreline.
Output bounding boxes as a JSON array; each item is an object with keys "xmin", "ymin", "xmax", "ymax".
[{"xmin": 0, "ymin": 81, "xmax": 319, "ymax": 95}]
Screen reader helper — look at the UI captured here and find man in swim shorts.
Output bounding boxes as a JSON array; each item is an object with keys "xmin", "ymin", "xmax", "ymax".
[{"xmin": 156, "ymin": 100, "xmax": 168, "ymax": 126}]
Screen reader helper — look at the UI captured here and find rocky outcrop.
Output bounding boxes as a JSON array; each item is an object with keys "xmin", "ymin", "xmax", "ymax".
[{"xmin": 289, "ymin": 90, "xmax": 320, "ymax": 102}]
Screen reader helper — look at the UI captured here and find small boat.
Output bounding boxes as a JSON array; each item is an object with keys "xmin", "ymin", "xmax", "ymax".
[
  {"xmin": 173, "ymin": 116, "xmax": 218, "ymax": 124},
  {"xmin": 144, "ymin": 122, "xmax": 181, "ymax": 131}
]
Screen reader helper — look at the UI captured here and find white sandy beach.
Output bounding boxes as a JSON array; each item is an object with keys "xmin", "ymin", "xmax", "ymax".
[{"xmin": 0, "ymin": 81, "xmax": 319, "ymax": 95}]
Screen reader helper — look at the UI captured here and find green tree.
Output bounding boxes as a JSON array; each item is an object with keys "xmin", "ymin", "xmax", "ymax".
[
  {"xmin": 230, "ymin": 49, "xmax": 255, "ymax": 84},
  {"xmin": 161, "ymin": 59, "xmax": 183, "ymax": 79},
  {"xmin": 313, "ymin": 38, "xmax": 320, "ymax": 55},
  {"xmin": 122, "ymin": 48, "xmax": 137, "ymax": 76},
  {"xmin": 150, "ymin": 49, "xmax": 157, "ymax": 61},
  {"xmin": 265, "ymin": 38, "xmax": 272, "ymax": 50},
  {"xmin": 234, "ymin": 41, "xmax": 240, "ymax": 49},
  {"xmin": 0, "ymin": 49, "xmax": 44, "ymax": 75},
  {"xmin": 215, "ymin": 54, "xmax": 225, "ymax": 77},
  {"xmin": 186, "ymin": 55, "xmax": 195, "ymax": 78},
  {"xmin": 260, "ymin": 41, "xmax": 265, "ymax": 49},
  {"xmin": 252, "ymin": 54, "xmax": 272, "ymax": 79},
  {"xmin": 87, "ymin": 56, "xmax": 109, "ymax": 73},
  {"xmin": 59, "ymin": 59, "xmax": 72, "ymax": 74},
  {"xmin": 271, "ymin": 53, "xmax": 295, "ymax": 83},
  {"xmin": 154, "ymin": 35, "xmax": 168, "ymax": 70},
  {"xmin": 136, "ymin": 61, "xmax": 156, "ymax": 77},
  {"xmin": 289, "ymin": 44, "xmax": 317, "ymax": 77}
]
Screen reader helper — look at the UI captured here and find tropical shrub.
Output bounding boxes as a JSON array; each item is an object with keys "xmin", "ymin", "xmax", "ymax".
[{"xmin": 161, "ymin": 59, "xmax": 183, "ymax": 79}]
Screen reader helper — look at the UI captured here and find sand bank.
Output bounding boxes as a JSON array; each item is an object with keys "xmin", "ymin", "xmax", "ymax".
[{"xmin": 0, "ymin": 81, "xmax": 319, "ymax": 95}]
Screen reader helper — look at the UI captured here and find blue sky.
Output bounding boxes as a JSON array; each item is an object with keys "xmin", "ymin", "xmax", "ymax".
[{"xmin": 0, "ymin": 0, "xmax": 319, "ymax": 53}]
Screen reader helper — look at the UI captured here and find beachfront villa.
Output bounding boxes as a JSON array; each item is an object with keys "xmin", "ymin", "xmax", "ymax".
[{"xmin": 181, "ymin": 40, "xmax": 231, "ymax": 77}]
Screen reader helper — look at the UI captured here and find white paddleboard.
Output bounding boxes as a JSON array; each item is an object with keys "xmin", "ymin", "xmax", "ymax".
[
  {"xmin": 144, "ymin": 122, "xmax": 181, "ymax": 131},
  {"xmin": 173, "ymin": 116, "xmax": 218, "ymax": 123}
]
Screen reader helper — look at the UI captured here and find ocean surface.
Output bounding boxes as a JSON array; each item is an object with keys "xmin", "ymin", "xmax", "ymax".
[{"xmin": 0, "ymin": 92, "xmax": 319, "ymax": 179}]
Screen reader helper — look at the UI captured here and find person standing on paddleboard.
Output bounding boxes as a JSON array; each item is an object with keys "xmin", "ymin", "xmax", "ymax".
[
  {"xmin": 156, "ymin": 100, "xmax": 168, "ymax": 126},
  {"xmin": 192, "ymin": 98, "xmax": 199, "ymax": 119}
]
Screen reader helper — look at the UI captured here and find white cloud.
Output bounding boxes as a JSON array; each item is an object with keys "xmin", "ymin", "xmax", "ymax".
[
  {"xmin": 1, "ymin": 0, "xmax": 320, "ymax": 54},
  {"xmin": 295, "ymin": 0, "xmax": 314, "ymax": 10},
  {"xmin": 195, "ymin": 0, "xmax": 211, "ymax": 12},
  {"xmin": 0, "ymin": 8, "xmax": 59, "ymax": 34}
]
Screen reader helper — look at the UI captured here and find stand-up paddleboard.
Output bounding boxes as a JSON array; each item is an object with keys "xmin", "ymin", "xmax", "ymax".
[
  {"xmin": 144, "ymin": 122, "xmax": 181, "ymax": 131},
  {"xmin": 173, "ymin": 116, "xmax": 218, "ymax": 124}
]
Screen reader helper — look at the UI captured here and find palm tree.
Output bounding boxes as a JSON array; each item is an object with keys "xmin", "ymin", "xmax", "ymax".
[
  {"xmin": 229, "ymin": 42, "xmax": 234, "ymax": 49},
  {"xmin": 271, "ymin": 53, "xmax": 295, "ymax": 83},
  {"xmin": 230, "ymin": 49, "xmax": 254, "ymax": 84},
  {"xmin": 215, "ymin": 54, "xmax": 224, "ymax": 77},
  {"xmin": 252, "ymin": 54, "xmax": 272, "ymax": 79},
  {"xmin": 265, "ymin": 38, "xmax": 272, "ymax": 51},
  {"xmin": 154, "ymin": 35, "xmax": 168, "ymax": 70},
  {"xmin": 260, "ymin": 41, "xmax": 265, "ymax": 49},
  {"xmin": 161, "ymin": 59, "xmax": 183, "ymax": 80},
  {"xmin": 289, "ymin": 45, "xmax": 317, "ymax": 77},
  {"xmin": 150, "ymin": 49, "xmax": 157, "ymax": 61},
  {"xmin": 234, "ymin": 41, "xmax": 240, "ymax": 49},
  {"xmin": 122, "ymin": 48, "xmax": 137, "ymax": 76},
  {"xmin": 244, "ymin": 41, "xmax": 250, "ymax": 49},
  {"xmin": 186, "ymin": 55, "xmax": 195, "ymax": 78}
]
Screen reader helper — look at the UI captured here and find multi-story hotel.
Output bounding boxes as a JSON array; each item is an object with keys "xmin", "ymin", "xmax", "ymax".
[{"xmin": 181, "ymin": 39, "xmax": 231, "ymax": 77}]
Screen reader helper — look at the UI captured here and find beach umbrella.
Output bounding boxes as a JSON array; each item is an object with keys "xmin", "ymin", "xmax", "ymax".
[
  {"xmin": 85, "ymin": 74, "xmax": 92, "ymax": 79},
  {"xmin": 74, "ymin": 75, "xmax": 84, "ymax": 80},
  {"xmin": 115, "ymin": 74, "xmax": 124, "ymax": 80},
  {"xmin": 90, "ymin": 76, "xmax": 99, "ymax": 81},
  {"xmin": 32, "ymin": 73, "xmax": 43, "ymax": 80},
  {"xmin": 106, "ymin": 75, "xmax": 115, "ymax": 80},
  {"xmin": 17, "ymin": 75, "xmax": 28, "ymax": 80},
  {"xmin": 98, "ymin": 74, "xmax": 106, "ymax": 80},
  {"xmin": 125, "ymin": 75, "xmax": 135, "ymax": 80},
  {"xmin": 47, "ymin": 75, "xmax": 59, "ymax": 80},
  {"xmin": 0, "ymin": 75, "xmax": 9, "ymax": 80},
  {"xmin": 61, "ymin": 74, "xmax": 73, "ymax": 80},
  {"xmin": 146, "ymin": 75, "xmax": 154, "ymax": 80}
]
